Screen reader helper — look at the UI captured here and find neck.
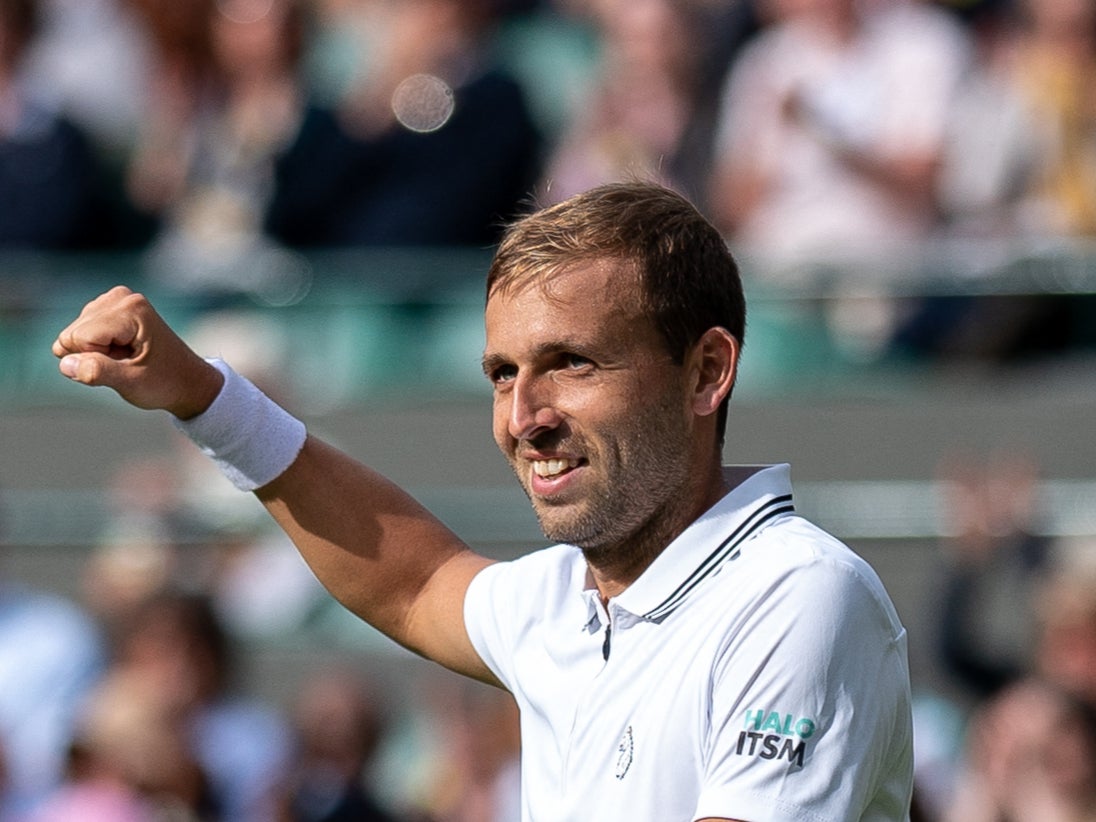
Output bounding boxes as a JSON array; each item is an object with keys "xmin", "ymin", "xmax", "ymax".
[
  {"xmin": 582, "ymin": 514, "xmax": 681, "ymax": 604},
  {"xmin": 585, "ymin": 461, "xmax": 730, "ymax": 603}
]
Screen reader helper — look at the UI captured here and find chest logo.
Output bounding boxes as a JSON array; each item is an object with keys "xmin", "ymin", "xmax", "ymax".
[{"xmin": 615, "ymin": 725, "xmax": 634, "ymax": 780}]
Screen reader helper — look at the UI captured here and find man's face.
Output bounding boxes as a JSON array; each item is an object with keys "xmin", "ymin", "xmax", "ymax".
[{"xmin": 483, "ymin": 260, "xmax": 699, "ymax": 554}]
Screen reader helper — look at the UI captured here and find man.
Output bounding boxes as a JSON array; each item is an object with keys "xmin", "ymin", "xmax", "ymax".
[{"xmin": 53, "ymin": 182, "xmax": 913, "ymax": 821}]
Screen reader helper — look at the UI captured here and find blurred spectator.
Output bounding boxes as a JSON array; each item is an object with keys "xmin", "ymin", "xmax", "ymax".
[
  {"xmin": 1032, "ymin": 553, "xmax": 1096, "ymax": 711},
  {"xmin": 890, "ymin": 0, "xmax": 1092, "ymax": 362},
  {"xmin": 709, "ymin": 0, "xmax": 970, "ymax": 266},
  {"xmin": 126, "ymin": 0, "xmax": 315, "ymax": 300},
  {"xmin": 111, "ymin": 589, "xmax": 294, "ymax": 822},
  {"xmin": 121, "ymin": 0, "xmax": 214, "ymax": 217},
  {"xmin": 415, "ymin": 682, "xmax": 520, "ymax": 822},
  {"xmin": 81, "ymin": 456, "xmax": 185, "ymax": 642},
  {"xmin": 265, "ymin": 0, "xmax": 542, "ymax": 248},
  {"xmin": 20, "ymin": 0, "xmax": 149, "ymax": 155},
  {"xmin": 1007, "ymin": 0, "xmax": 1096, "ymax": 237},
  {"xmin": 275, "ymin": 665, "xmax": 398, "ymax": 822},
  {"xmin": 707, "ymin": 0, "xmax": 973, "ymax": 360},
  {"xmin": 935, "ymin": 449, "xmax": 1054, "ymax": 702},
  {"xmin": 935, "ymin": 0, "xmax": 1044, "ymax": 238},
  {"xmin": 928, "ymin": 458, "xmax": 1096, "ymax": 819},
  {"xmin": 944, "ymin": 677, "xmax": 1096, "ymax": 822},
  {"xmin": 0, "ymin": 0, "xmax": 113, "ymax": 249},
  {"xmin": 29, "ymin": 669, "xmax": 214, "ymax": 822},
  {"xmin": 538, "ymin": 0, "xmax": 727, "ymax": 205},
  {"xmin": 0, "ymin": 570, "xmax": 106, "ymax": 817}
]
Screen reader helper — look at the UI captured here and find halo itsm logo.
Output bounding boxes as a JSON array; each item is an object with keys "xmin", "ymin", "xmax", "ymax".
[{"xmin": 735, "ymin": 709, "xmax": 817, "ymax": 767}]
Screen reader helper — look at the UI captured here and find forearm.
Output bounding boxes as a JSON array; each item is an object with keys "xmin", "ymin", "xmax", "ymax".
[
  {"xmin": 255, "ymin": 436, "xmax": 496, "ymax": 680},
  {"xmin": 256, "ymin": 434, "xmax": 465, "ymax": 630},
  {"xmin": 789, "ymin": 95, "xmax": 940, "ymax": 208},
  {"xmin": 832, "ymin": 144, "xmax": 939, "ymax": 207}
]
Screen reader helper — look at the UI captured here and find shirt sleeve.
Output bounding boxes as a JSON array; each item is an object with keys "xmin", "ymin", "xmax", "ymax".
[
  {"xmin": 463, "ymin": 545, "xmax": 588, "ymax": 701},
  {"xmin": 694, "ymin": 554, "xmax": 913, "ymax": 822},
  {"xmin": 464, "ymin": 560, "xmax": 520, "ymax": 693}
]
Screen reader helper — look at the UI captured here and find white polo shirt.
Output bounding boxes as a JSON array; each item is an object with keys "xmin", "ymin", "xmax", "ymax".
[{"xmin": 464, "ymin": 464, "xmax": 913, "ymax": 822}]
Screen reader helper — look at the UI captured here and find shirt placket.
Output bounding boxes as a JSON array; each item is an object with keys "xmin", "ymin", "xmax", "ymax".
[{"xmin": 560, "ymin": 599, "xmax": 643, "ymax": 799}]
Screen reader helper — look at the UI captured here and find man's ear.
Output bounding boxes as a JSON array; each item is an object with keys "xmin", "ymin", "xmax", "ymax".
[{"xmin": 688, "ymin": 327, "xmax": 739, "ymax": 419}]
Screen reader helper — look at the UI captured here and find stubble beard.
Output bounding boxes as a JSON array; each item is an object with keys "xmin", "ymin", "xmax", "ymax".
[{"xmin": 517, "ymin": 393, "xmax": 696, "ymax": 570}]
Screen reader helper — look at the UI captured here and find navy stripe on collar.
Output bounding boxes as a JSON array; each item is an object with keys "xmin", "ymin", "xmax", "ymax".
[{"xmin": 642, "ymin": 494, "xmax": 794, "ymax": 622}]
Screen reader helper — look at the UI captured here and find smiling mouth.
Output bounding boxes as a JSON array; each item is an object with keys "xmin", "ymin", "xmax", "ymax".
[{"xmin": 532, "ymin": 457, "xmax": 582, "ymax": 478}]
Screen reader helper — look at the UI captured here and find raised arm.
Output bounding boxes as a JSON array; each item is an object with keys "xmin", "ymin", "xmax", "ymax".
[
  {"xmin": 53, "ymin": 286, "xmax": 498, "ymax": 683},
  {"xmin": 254, "ymin": 436, "xmax": 496, "ymax": 679}
]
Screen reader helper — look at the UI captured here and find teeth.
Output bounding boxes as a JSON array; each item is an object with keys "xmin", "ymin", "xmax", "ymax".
[{"xmin": 533, "ymin": 458, "xmax": 577, "ymax": 478}]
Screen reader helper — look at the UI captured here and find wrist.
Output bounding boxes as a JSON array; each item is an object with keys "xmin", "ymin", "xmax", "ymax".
[
  {"xmin": 171, "ymin": 357, "xmax": 226, "ymax": 421},
  {"xmin": 172, "ymin": 359, "xmax": 307, "ymax": 491}
]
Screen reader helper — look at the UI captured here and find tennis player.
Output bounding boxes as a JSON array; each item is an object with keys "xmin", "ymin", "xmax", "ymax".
[{"xmin": 54, "ymin": 182, "xmax": 913, "ymax": 821}]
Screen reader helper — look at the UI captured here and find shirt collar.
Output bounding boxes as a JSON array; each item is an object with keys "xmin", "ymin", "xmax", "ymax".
[{"xmin": 583, "ymin": 464, "xmax": 794, "ymax": 626}]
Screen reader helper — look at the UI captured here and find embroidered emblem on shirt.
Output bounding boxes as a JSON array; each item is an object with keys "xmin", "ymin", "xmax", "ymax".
[
  {"xmin": 734, "ymin": 708, "xmax": 817, "ymax": 767},
  {"xmin": 615, "ymin": 725, "xmax": 634, "ymax": 780}
]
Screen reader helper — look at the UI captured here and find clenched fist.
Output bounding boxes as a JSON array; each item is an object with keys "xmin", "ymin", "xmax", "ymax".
[{"xmin": 53, "ymin": 286, "xmax": 224, "ymax": 419}]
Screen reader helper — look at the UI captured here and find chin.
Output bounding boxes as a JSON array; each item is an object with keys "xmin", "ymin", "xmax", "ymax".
[{"xmin": 534, "ymin": 511, "xmax": 591, "ymax": 546}]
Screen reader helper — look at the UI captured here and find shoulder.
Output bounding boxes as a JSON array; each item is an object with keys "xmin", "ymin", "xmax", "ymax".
[
  {"xmin": 738, "ymin": 18, "xmax": 811, "ymax": 59},
  {"xmin": 465, "ymin": 544, "xmax": 590, "ymax": 641},
  {"xmin": 719, "ymin": 22, "xmax": 825, "ymax": 109},
  {"xmin": 468, "ymin": 543, "xmax": 585, "ymax": 612},
  {"xmin": 720, "ymin": 515, "xmax": 905, "ymax": 641},
  {"xmin": 700, "ymin": 517, "xmax": 912, "ymax": 732},
  {"xmin": 463, "ymin": 544, "xmax": 587, "ymax": 691},
  {"xmin": 870, "ymin": 2, "xmax": 971, "ymax": 63}
]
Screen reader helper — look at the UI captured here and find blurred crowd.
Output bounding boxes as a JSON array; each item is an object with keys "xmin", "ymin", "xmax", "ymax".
[
  {"xmin": 4, "ymin": 407, "xmax": 1096, "ymax": 822},
  {"xmin": 0, "ymin": 429, "xmax": 524, "ymax": 822},
  {"xmin": 916, "ymin": 449, "xmax": 1096, "ymax": 822},
  {"xmin": 1, "ymin": 0, "xmax": 1095, "ymax": 356}
]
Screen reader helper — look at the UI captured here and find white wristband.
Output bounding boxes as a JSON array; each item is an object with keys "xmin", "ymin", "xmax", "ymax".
[{"xmin": 172, "ymin": 358, "xmax": 307, "ymax": 491}]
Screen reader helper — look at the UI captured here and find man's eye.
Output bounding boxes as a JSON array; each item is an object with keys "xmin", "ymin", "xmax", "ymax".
[
  {"xmin": 490, "ymin": 364, "xmax": 517, "ymax": 384},
  {"xmin": 562, "ymin": 354, "xmax": 593, "ymax": 370}
]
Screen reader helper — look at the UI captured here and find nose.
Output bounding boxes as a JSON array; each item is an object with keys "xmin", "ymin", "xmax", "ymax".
[{"xmin": 505, "ymin": 373, "xmax": 561, "ymax": 441}]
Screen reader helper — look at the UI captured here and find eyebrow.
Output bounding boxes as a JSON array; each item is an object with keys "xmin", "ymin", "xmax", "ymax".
[{"xmin": 481, "ymin": 339, "xmax": 604, "ymax": 376}]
